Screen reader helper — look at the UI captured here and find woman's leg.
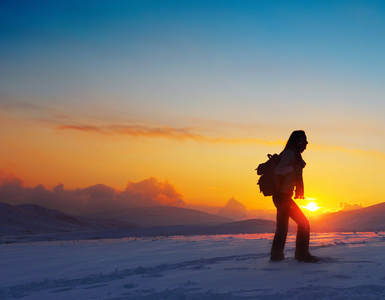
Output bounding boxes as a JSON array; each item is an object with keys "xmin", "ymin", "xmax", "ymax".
[
  {"xmin": 270, "ymin": 194, "xmax": 291, "ymax": 260},
  {"xmin": 287, "ymin": 199, "xmax": 313, "ymax": 260}
]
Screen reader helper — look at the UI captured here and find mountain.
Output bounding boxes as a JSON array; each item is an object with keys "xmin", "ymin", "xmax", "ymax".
[
  {"xmin": 207, "ymin": 219, "xmax": 277, "ymax": 234},
  {"xmin": 0, "ymin": 202, "xmax": 274, "ymax": 243},
  {"xmin": 0, "ymin": 202, "xmax": 134, "ymax": 236},
  {"xmin": 88, "ymin": 206, "xmax": 234, "ymax": 227},
  {"xmin": 311, "ymin": 202, "xmax": 385, "ymax": 232},
  {"xmin": 115, "ymin": 219, "xmax": 278, "ymax": 237},
  {"xmin": 5, "ymin": 200, "xmax": 385, "ymax": 243}
]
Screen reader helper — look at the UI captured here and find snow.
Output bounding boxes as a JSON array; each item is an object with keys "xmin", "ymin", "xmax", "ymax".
[{"xmin": 2, "ymin": 232, "xmax": 385, "ymax": 299}]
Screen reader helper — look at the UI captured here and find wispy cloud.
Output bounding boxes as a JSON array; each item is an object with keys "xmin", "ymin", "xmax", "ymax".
[
  {"xmin": 112, "ymin": 125, "xmax": 205, "ymax": 140},
  {"xmin": 56, "ymin": 123, "xmax": 284, "ymax": 145},
  {"xmin": 5, "ymin": 95, "xmax": 383, "ymax": 158},
  {"xmin": 0, "ymin": 94, "xmax": 45, "ymax": 112},
  {"xmin": 55, "ymin": 122, "xmax": 385, "ymax": 160},
  {"xmin": 57, "ymin": 125, "xmax": 103, "ymax": 133}
]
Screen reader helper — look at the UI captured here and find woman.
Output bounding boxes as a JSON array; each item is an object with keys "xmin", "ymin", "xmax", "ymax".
[{"xmin": 270, "ymin": 130, "xmax": 319, "ymax": 262}]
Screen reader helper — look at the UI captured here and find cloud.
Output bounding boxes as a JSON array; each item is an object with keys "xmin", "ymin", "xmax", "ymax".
[
  {"xmin": 56, "ymin": 124, "xmax": 202, "ymax": 139},
  {"xmin": 56, "ymin": 122, "xmax": 283, "ymax": 145},
  {"xmin": 56, "ymin": 125, "xmax": 103, "ymax": 133},
  {"xmin": 0, "ymin": 94, "xmax": 42, "ymax": 112},
  {"xmin": 114, "ymin": 125, "xmax": 204, "ymax": 140},
  {"xmin": 55, "ymin": 122, "xmax": 385, "ymax": 159},
  {"xmin": 218, "ymin": 197, "xmax": 249, "ymax": 220},
  {"xmin": 0, "ymin": 169, "xmax": 23, "ymax": 186},
  {"xmin": 122, "ymin": 177, "xmax": 185, "ymax": 207},
  {"xmin": 338, "ymin": 202, "xmax": 363, "ymax": 211},
  {"xmin": 0, "ymin": 173, "xmax": 185, "ymax": 215},
  {"xmin": 3, "ymin": 95, "xmax": 384, "ymax": 158},
  {"xmin": 218, "ymin": 197, "xmax": 276, "ymax": 221}
]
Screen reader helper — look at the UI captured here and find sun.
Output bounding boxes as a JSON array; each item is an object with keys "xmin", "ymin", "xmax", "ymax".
[{"xmin": 305, "ymin": 202, "xmax": 320, "ymax": 212}]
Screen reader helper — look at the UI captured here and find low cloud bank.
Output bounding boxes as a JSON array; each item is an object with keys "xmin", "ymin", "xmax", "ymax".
[
  {"xmin": 218, "ymin": 197, "xmax": 276, "ymax": 221},
  {"xmin": 0, "ymin": 170, "xmax": 275, "ymax": 220},
  {"xmin": 0, "ymin": 172, "xmax": 185, "ymax": 215},
  {"xmin": 218, "ymin": 197, "xmax": 248, "ymax": 220},
  {"xmin": 339, "ymin": 202, "xmax": 363, "ymax": 211}
]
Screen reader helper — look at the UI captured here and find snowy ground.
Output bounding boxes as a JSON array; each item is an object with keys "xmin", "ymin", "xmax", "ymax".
[{"xmin": 2, "ymin": 232, "xmax": 385, "ymax": 299}]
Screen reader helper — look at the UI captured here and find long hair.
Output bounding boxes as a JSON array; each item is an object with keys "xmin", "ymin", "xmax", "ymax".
[{"xmin": 283, "ymin": 130, "xmax": 306, "ymax": 153}]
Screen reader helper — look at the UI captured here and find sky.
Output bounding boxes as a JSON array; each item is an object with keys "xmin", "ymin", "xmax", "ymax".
[{"xmin": 1, "ymin": 0, "xmax": 384, "ymax": 216}]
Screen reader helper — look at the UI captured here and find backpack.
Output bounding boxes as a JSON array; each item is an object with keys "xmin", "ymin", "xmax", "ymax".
[{"xmin": 256, "ymin": 153, "xmax": 281, "ymax": 196}]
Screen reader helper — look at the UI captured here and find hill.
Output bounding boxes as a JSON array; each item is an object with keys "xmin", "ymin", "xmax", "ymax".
[
  {"xmin": 312, "ymin": 202, "xmax": 385, "ymax": 232},
  {"xmin": 0, "ymin": 202, "xmax": 133, "ymax": 237},
  {"xmin": 87, "ymin": 206, "xmax": 233, "ymax": 227},
  {"xmin": 208, "ymin": 219, "xmax": 277, "ymax": 234},
  {"xmin": 4, "ymin": 200, "xmax": 385, "ymax": 243}
]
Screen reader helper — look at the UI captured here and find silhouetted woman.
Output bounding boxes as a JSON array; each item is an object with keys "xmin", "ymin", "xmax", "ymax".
[{"xmin": 270, "ymin": 130, "xmax": 319, "ymax": 262}]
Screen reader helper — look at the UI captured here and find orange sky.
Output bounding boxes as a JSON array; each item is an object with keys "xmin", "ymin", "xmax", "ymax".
[{"xmin": 1, "ymin": 103, "xmax": 384, "ymax": 216}]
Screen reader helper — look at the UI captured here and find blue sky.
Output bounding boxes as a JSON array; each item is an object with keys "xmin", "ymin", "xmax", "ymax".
[{"xmin": 2, "ymin": 1, "xmax": 385, "ymax": 101}]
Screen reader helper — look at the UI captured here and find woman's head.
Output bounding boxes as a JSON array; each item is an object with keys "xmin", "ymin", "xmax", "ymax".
[{"xmin": 284, "ymin": 130, "xmax": 308, "ymax": 153}]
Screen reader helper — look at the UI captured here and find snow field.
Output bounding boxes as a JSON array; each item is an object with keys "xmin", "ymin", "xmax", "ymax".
[{"xmin": 1, "ymin": 232, "xmax": 385, "ymax": 299}]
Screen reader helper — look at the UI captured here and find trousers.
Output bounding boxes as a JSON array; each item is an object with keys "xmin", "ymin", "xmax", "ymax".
[{"xmin": 270, "ymin": 193, "xmax": 310, "ymax": 259}]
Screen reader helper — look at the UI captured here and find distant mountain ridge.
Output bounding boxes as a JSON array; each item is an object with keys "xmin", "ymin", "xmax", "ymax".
[
  {"xmin": 3, "ymin": 201, "xmax": 385, "ymax": 243},
  {"xmin": 0, "ymin": 202, "xmax": 233, "ymax": 237},
  {"xmin": 0, "ymin": 202, "xmax": 273, "ymax": 243},
  {"xmin": 0, "ymin": 202, "xmax": 133, "ymax": 236},
  {"xmin": 87, "ymin": 205, "xmax": 234, "ymax": 227},
  {"xmin": 312, "ymin": 202, "xmax": 385, "ymax": 232}
]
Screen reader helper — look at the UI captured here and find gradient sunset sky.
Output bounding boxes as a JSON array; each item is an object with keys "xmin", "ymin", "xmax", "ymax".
[{"xmin": 1, "ymin": 0, "xmax": 384, "ymax": 214}]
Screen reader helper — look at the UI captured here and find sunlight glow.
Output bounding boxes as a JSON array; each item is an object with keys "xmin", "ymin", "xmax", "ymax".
[{"xmin": 305, "ymin": 202, "xmax": 320, "ymax": 212}]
